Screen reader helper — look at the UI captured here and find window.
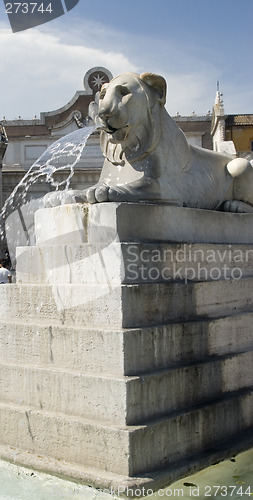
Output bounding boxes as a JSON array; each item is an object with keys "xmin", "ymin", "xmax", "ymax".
[{"xmin": 25, "ymin": 145, "xmax": 47, "ymax": 160}]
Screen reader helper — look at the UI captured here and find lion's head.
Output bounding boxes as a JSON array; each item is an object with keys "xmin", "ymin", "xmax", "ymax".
[{"xmin": 89, "ymin": 72, "xmax": 167, "ymax": 166}]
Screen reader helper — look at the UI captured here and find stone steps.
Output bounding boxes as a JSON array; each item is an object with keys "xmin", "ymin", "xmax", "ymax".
[
  {"xmin": 0, "ymin": 349, "xmax": 253, "ymax": 426},
  {"xmin": 0, "ymin": 401, "xmax": 130, "ymax": 476},
  {"xmin": 1, "ymin": 204, "xmax": 253, "ymax": 493},
  {"xmin": 0, "ymin": 313, "xmax": 253, "ymax": 375},
  {"xmin": 1, "ymin": 278, "xmax": 253, "ymax": 328},
  {"xmin": 130, "ymin": 387, "xmax": 253, "ymax": 476},
  {"xmin": 16, "ymin": 242, "xmax": 253, "ymax": 285},
  {"xmin": 0, "ymin": 361, "xmax": 129, "ymax": 425},
  {"xmin": 1, "ymin": 387, "xmax": 253, "ymax": 477}
]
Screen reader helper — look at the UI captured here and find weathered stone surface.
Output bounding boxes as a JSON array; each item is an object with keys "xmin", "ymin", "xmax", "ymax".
[
  {"xmin": 88, "ymin": 202, "xmax": 253, "ymax": 244},
  {"xmin": 0, "ymin": 350, "xmax": 253, "ymax": 426},
  {"xmin": 1, "ymin": 313, "xmax": 253, "ymax": 376},
  {"xmin": 36, "ymin": 203, "xmax": 253, "ymax": 246},
  {"xmin": 0, "ymin": 321, "xmax": 126, "ymax": 374},
  {"xmin": 16, "ymin": 241, "xmax": 253, "ymax": 285},
  {"xmin": 0, "ymin": 202, "xmax": 253, "ymax": 495},
  {"xmin": 0, "ymin": 388, "xmax": 253, "ymax": 478},
  {"xmin": 0, "ymin": 362, "xmax": 128, "ymax": 424},
  {"xmin": 128, "ymin": 388, "xmax": 253, "ymax": 476},
  {"xmin": 0, "ymin": 402, "xmax": 130, "ymax": 476},
  {"xmin": 1, "ymin": 279, "xmax": 253, "ymax": 328},
  {"xmin": 35, "ymin": 204, "xmax": 89, "ymax": 246}
]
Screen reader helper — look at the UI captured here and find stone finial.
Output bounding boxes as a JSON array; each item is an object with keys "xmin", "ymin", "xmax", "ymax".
[{"xmin": 83, "ymin": 67, "xmax": 113, "ymax": 95}]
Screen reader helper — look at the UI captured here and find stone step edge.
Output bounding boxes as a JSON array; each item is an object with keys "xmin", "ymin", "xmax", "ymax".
[
  {"xmin": 1, "ymin": 279, "xmax": 253, "ymax": 329},
  {"xmin": 0, "ymin": 316, "xmax": 126, "ymax": 331},
  {"xmin": 157, "ymin": 385, "xmax": 253, "ymax": 423},
  {"xmin": 1, "ymin": 390, "xmax": 253, "ymax": 478},
  {"xmin": 18, "ymin": 242, "xmax": 253, "ymax": 248},
  {"xmin": 1, "ymin": 314, "xmax": 253, "ymax": 377},
  {"xmin": 1, "ymin": 348, "xmax": 253, "ymax": 381},
  {"xmin": 0, "ymin": 359, "xmax": 133, "ymax": 382},
  {"xmin": 1, "ymin": 428, "xmax": 253, "ymax": 496},
  {"xmin": 4, "ymin": 276, "xmax": 253, "ymax": 288},
  {"xmin": 1, "ymin": 357, "xmax": 253, "ymax": 426},
  {"xmin": 1, "ymin": 386, "xmax": 253, "ymax": 430},
  {"xmin": 0, "ymin": 310, "xmax": 252, "ymax": 333},
  {"xmin": 0, "ymin": 309, "xmax": 253, "ymax": 330},
  {"xmin": 16, "ymin": 241, "xmax": 253, "ymax": 285},
  {"xmin": 0, "ymin": 400, "xmax": 129, "ymax": 430}
]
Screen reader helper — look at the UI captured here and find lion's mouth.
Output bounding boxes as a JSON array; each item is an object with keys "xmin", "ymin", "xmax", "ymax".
[
  {"xmin": 104, "ymin": 125, "xmax": 118, "ymax": 134},
  {"xmin": 104, "ymin": 125, "xmax": 129, "ymax": 142}
]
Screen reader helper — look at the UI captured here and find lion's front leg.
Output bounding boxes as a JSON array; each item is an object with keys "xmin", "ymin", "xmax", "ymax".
[
  {"xmin": 107, "ymin": 184, "xmax": 157, "ymax": 202},
  {"xmin": 86, "ymin": 179, "xmax": 163, "ymax": 204}
]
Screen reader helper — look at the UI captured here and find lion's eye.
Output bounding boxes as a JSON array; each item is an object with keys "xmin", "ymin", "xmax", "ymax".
[
  {"xmin": 118, "ymin": 86, "xmax": 131, "ymax": 97},
  {"xmin": 99, "ymin": 88, "xmax": 106, "ymax": 100}
]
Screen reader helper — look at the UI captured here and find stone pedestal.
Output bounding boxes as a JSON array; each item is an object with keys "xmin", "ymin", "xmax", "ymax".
[{"xmin": 0, "ymin": 203, "xmax": 253, "ymax": 495}]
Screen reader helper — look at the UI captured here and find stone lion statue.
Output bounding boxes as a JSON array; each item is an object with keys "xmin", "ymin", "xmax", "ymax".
[{"xmin": 45, "ymin": 72, "xmax": 253, "ymax": 212}]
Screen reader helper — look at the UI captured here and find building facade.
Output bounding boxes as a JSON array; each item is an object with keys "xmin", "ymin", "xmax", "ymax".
[
  {"xmin": 211, "ymin": 86, "xmax": 253, "ymax": 160},
  {"xmin": 225, "ymin": 114, "xmax": 253, "ymax": 158}
]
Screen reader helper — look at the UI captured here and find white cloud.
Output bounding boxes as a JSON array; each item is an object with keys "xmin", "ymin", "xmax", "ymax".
[
  {"xmin": 58, "ymin": 19, "xmax": 220, "ymax": 115},
  {"xmin": 0, "ymin": 22, "xmax": 137, "ymax": 119},
  {"xmin": 0, "ymin": 16, "xmax": 251, "ymax": 120},
  {"xmin": 162, "ymin": 72, "xmax": 214, "ymax": 116}
]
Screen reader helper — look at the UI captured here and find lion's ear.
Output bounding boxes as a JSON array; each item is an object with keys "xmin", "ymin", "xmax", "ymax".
[{"xmin": 140, "ymin": 73, "xmax": 166, "ymax": 106}]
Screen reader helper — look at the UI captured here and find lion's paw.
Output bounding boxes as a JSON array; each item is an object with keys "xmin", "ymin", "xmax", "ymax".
[
  {"xmin": 44, "ymin": 190, "xmax": 87, "ymax": 207},
  {"xmin": 44, "ymin": 192, "xmax": 63, "ymax": 207},
  {"xmin": 223, "ymin": 200, "xmax": 253, "ymax": 213},
  {"xmin": 86, "ymin": 185, "xmax": 110, "ymax": 203},
  {"xmin": 94, "ymin": 185, "xmax": 110, "ymax": 202}
]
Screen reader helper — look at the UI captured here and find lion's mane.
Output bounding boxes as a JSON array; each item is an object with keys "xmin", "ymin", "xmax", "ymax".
[{"xmin": 99, "ymin": 75, "xmax": 161, "ymax": 166}]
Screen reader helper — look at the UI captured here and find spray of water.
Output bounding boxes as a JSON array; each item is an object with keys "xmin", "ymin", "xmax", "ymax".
[{"xmin": 0, "ymin": 125, "xmax": 95, "ymax": 249}]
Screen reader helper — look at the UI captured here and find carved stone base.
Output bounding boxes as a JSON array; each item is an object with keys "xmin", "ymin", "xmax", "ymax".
[
  {"xmin": 35, "ymin": 202, "xmax": 253, "ymax": 245},
  {"xmin": 0, "ymin": 203, "xmax": 253, "ymax": 495}
]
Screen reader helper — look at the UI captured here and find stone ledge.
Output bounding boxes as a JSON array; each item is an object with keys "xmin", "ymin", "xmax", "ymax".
[
  {"xmin": 35, "ymin": 203, "xmax": 253, "ymax": 246},
  {"xmin": 16, "ymin": 241, "xmax": 253, "ymax": 285},
  {"xmin": 1, "ymin": 389, "xmax": 253, "ymax": 480},
  {"xmin": 1, "ymin": 313, "xmax": 253, "ymax": 375},
  {"xmin": 1, "ymin": 279, "xmax": 253, "ymax": 328},
  {"xmin": 1, "ymin": 432, "xmax": 253, "ymax": 497},
  {"xmin": 1, "ymin": 350, "xmax": 253, "ymax": 425},
  {"xmin": 88, "ymin": 203, "xmax": 253, "ymax": 245}
]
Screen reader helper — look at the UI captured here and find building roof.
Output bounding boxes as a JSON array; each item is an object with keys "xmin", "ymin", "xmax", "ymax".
[
  {"xmin": 226, "ymin": 114, "xmax": 253, "ymax": 126},
  {"xmin": 4, "ymin": 123, "xmax": 50, "ymax": 138}
]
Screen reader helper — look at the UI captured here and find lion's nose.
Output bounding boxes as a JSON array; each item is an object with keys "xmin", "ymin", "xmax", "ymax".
[
  {"xmin": 98, "ymin": 111, "xmax": 109, "ymax": 122},
  {"xmin": 98, "ymin": 108, "xmax": 111, "ymax": 122},
  {"xmin": 98, "ymin": 99, "xmax": 115, "ymax": 122}
]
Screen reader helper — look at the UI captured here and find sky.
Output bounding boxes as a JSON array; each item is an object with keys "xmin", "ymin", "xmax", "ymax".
[{"xmin": 0, "ymin": 0, "xmax": 252, "ymax": 120}]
